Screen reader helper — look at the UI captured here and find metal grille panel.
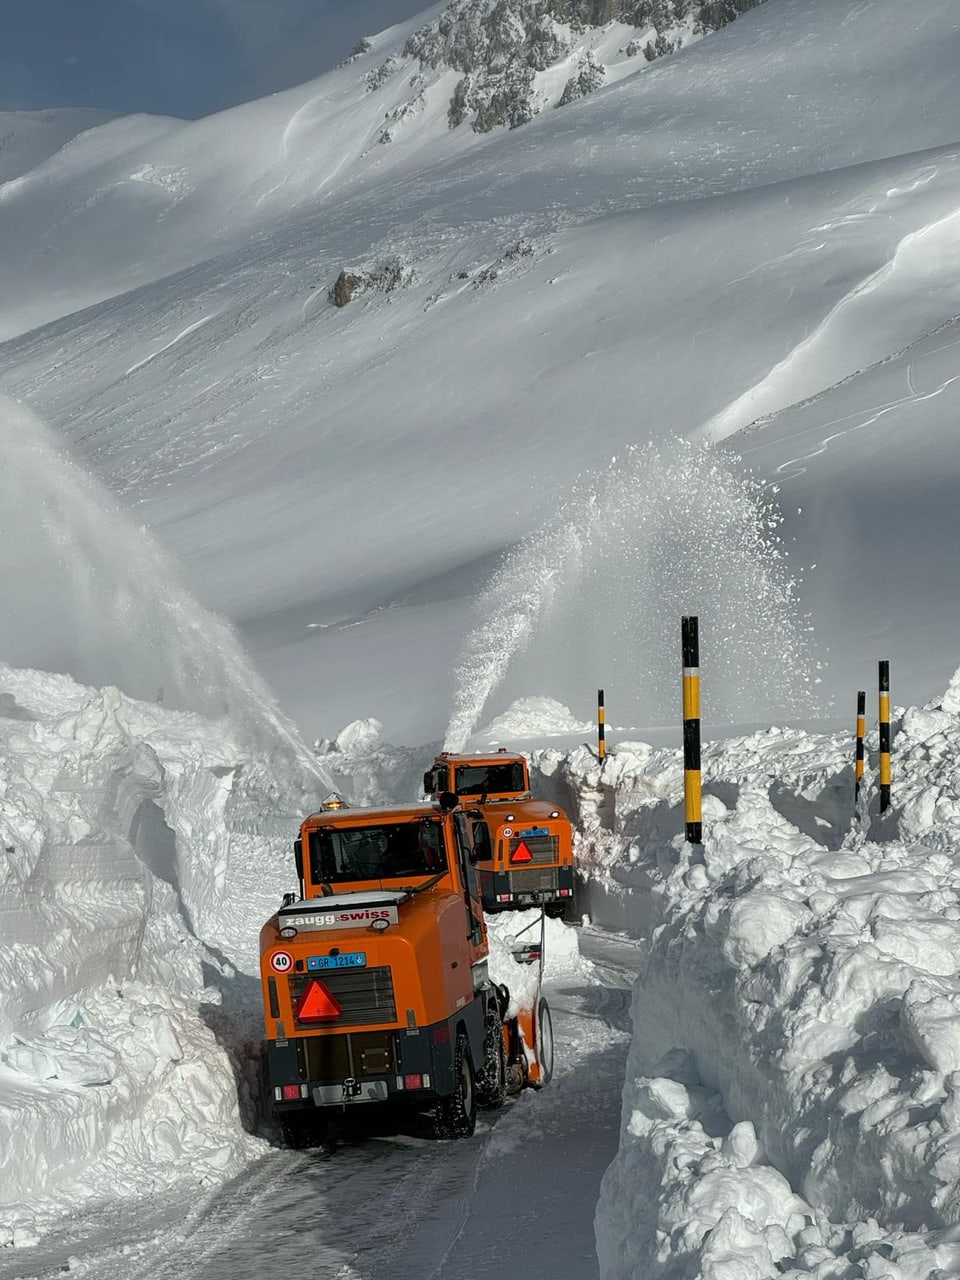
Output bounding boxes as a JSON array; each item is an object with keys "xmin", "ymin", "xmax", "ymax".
[
  {"xmin": 290, "ymin": 967, "xmax": 397, "ymax": 1028},
  {"xmin": 508, "ymin": 835, "xmax": 559, "ymax": 865},
  {"xmin": 303, "ymin": 1030, "xmax": 400, "ymax": 1080},
  {"xmin": 508, "ymin": 867, "xmax": 560, "ymax": 894}
]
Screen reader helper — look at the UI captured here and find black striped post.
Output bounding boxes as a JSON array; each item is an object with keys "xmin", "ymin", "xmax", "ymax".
[
  {"xmin": 879, "ymin": 661, "xmax": 891, "ymax": 813},
  {"xmin": 682, "ymin": 616, "xmax": 702, "ymax": 844},
  {"xmin": 854, "ymin": 690, "xmax": 866, "ymax": 802},
  {"xmin": 597, "ymin": 688, "xmax": 606, "ymax": 762}
]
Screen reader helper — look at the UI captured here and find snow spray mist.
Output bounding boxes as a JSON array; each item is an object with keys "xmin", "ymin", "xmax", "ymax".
[
  {"xmin": 445, "ymin": 440, "xmax": 818, "ymax": 749},
  {"xmin": 0, "ymin": 397, "xmax": 324, "ymax": 777}
]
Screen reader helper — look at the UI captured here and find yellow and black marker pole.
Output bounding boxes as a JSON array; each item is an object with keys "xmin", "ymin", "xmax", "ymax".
[
  {"xmin": 597, "ymin": 688, "xmax": 606, "ymax": 762},
  {"xmin": 682, "ymin": 616, "xmax": 702, "ymax": 844},
  {"xmin": 854, "ymin": 690, "xmax": 866, "ymax": 802},
  {"xmin": 879, "ymin": 661, "xmax": 891, "ymax": 813}
]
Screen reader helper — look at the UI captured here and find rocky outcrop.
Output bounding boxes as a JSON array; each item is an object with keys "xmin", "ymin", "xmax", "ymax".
[
  {"xmin": 330, "ymin": 259, "xmax": 416, "ymax": 308},
  {"xmin": 331, "ymin": 271, "xmax": 362, "ymax": 307},
  {"xmin": 388, "ymin": 0, "xmax": 766, "ymax": 133}
]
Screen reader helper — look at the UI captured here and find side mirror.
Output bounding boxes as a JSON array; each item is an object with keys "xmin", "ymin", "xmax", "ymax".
[
  {"xmin": 293, "ymin": 837, "xmax": 304, "ymax": 882},
  {"xmin": 423, "ymin": 771, "xmax": 435, "ymax": 796}
]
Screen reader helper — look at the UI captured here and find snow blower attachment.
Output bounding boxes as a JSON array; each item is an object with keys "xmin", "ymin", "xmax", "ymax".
[
  {"xmin": 259, "ymin": 799, "xmax": 553, "ymax": 1148},
  {"xmin": 423, "ymin": 751, "xmax": 576, "ymax": 916}
]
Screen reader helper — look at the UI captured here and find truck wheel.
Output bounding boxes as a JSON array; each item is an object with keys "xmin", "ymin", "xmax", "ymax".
[
  {"xmin": 532, "ymin": 998, "xmax": 554, "ymax": 1089},
  {"xmin": 476, "ymin": 1007, "xmax": 506, "ymax": 1110},
  {"xmin": 434, "ymin": 1033, "xmax": 477, "ymax": 1139},
  {"xmin": 279, "ymin": 1109, "xmax": 328, "ymax": 1150}
]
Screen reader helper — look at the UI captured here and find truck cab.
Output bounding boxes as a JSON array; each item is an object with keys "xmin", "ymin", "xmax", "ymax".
[
  {"xmin": 424, "ymin": 752, "xmax": 576, "ymax": 916},
  {"xmin": 259, "ymin": 797, "xmax": 552, "ymax": 1146}
]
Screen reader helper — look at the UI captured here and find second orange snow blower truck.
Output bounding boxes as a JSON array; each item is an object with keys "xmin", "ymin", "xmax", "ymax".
[
  {"xmin": 423, "ymin": 751, "xmax": 576, "ymax": 916},
  {"xmin": 259, "ymin": 793, "xmax": 553, "ymax": 1147}
]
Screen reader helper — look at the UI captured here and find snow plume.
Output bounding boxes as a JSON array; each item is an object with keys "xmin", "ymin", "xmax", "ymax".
[
  {"xmin": 0, "ymin": 397, "xmax": 324, "ymax": 777},
  {"xmin": 445, "ymin": 441, "xmax": 816, "ymax": 750}
]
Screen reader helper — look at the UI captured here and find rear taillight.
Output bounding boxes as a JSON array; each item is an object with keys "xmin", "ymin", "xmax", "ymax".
[
  {"xmin": 396, "ymin": 1073, "xmax": 430, "ymax": 1091},
  {"xmin": 277, "ymin": 1084, "xmax": 308, "ymax": 1101}
]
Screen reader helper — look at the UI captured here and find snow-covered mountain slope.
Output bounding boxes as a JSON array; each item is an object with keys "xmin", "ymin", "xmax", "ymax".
[
  {"xmin": 0, "ymin": 109, "xmax": 119, "ymax": 183},
  {"xmin": 2, "ymin": 0, "xmax": 960, "ymax": 744}
]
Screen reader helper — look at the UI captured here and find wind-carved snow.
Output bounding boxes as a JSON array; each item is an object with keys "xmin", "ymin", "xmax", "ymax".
[
  {"xmin": 445, "ymin": 442, "xmax": 815, "ymax": 751},
  {"xmin": 698, "ymin": 197, "xmax": 960, "ymax": 443},
  {"xmin": 123, "ymin": 315, "xmax": 213, "ymax": 376}
]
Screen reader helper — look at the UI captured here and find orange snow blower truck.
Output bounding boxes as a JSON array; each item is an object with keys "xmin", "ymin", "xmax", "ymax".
[
  {"xmin": 423, "ymin": 752, "xmax": 576, "ymax": 916},
  {"xmin": 260, "ymin": 794, "xmax": 553, "ymax": 1148}
]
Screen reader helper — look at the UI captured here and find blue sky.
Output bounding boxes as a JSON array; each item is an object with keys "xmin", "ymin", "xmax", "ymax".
[{"xmin": 2, "ymin": 1, "xmax": 430, "ymax": 120}]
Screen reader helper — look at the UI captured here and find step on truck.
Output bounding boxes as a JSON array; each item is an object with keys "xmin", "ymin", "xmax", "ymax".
[
  {"xmin": 260, "ymin": 793, "xmax": 554, "ymax": 1148},
  {"xmin": 423, "ymin": 751, "xmax": 576, "ymax": 916}
]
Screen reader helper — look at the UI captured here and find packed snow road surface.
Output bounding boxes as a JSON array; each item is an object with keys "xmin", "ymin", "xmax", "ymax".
[{"xmin": 0, "ymin": 932, "xmax": 635, "ymax": 1280}]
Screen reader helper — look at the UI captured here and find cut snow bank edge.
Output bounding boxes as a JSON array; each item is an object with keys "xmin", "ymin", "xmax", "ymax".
[
  {"xmin": 524, "ymin": 674, "xmax": 960, "ymax": 1279},
  {"xmin": 0, "ymin": 664, "xmax": 316, "ymax": 1241}
]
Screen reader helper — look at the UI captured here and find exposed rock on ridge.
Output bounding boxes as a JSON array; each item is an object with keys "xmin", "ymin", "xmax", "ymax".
[{"xmin": 386, "ymin": 0, "xmax": 765, "ymax": 133}]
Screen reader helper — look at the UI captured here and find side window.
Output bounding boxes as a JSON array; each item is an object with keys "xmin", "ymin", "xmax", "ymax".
[
  {"xmin": 471, "ymin": 821, "xmax": 492, "ymax": 863},
  {"xmin": 453, "ymin": 815, "xmax": 484, "ymax": 945}
]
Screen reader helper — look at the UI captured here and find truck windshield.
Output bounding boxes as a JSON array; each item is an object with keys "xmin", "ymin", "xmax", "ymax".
[
  {"xmin": 308, "ymin": 822, "xmax": 446, "ymax": 884},
  {"xmin": 454, "ymin": 762, "xmax": 526, "ymax": 796}
]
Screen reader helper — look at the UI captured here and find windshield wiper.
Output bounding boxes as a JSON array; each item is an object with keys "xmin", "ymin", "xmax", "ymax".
[{"xmin": 398, "ymin": 870, "xmax": 446, "ymax": 896}]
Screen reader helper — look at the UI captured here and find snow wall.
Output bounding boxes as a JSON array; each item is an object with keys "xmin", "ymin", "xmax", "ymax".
[
  {"xmin": 0, "ymin": 664, "xmax": 319, "ymax": 1243},
  {"xmin": 526, "ymin": 674, "xmax": 960, "ymax": 1279}
]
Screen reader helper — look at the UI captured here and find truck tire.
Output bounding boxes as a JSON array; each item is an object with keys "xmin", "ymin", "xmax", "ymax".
[
  {"xmin": 279, "ymin": 1108, "xmax": 328, "ymax": 1150},
  {"xmin": 434, "ymin": 1033, "xmax": 477, "ymax": 1139},
  {"xmin": 532, "ymin": 998, "xmax": 555, "ymax": 1089},
  {"xmin": 476, "ymin": 1006, "xmax": 507, "ymax": 1110}
]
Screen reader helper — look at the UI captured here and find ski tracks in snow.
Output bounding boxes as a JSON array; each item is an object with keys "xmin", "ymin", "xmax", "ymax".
[{"xmin": 740, "ymin": 346, "xmax": 960, "ymax": 481}]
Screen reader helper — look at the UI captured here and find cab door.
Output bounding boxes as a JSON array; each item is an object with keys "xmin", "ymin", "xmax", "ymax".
[{"xmin": 453, "ymin": 813, "xmax": 485, "ymax": 949}]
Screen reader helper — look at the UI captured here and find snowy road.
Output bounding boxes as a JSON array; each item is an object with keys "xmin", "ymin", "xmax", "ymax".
[{"xmin": 1, "ymin": 931, "xmax": 636, "ymax": 1280}]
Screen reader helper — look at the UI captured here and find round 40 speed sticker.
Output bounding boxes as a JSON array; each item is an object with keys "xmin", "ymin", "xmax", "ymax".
[{"xmin": 270, "ymin": 950, "xmax": 294, "ymax": 974}]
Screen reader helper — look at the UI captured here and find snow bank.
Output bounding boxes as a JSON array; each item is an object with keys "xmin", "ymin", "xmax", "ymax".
[
  {"xmin": 316, "ymin": 720, "xmax": 437, "ymax": 806},
  {"xmin": 473, "ymin": 697, "xmax": 593, "ymax": 744},
  {"xmin": 526, "ymin": 674, "xmax": 960, "ymax": 1277},
  {"xmin": 0, "ymin": 663, "xmax": 314, "ymax": 1242}
]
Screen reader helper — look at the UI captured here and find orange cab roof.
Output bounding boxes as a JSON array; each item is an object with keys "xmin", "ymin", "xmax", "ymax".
[
  {"xmin": 436, "ymin": 753, "xmax": 526, "ymax": 765},
  {"xmin": 302, "ymin": 802, "xmax": 438, "ymax": 827}
]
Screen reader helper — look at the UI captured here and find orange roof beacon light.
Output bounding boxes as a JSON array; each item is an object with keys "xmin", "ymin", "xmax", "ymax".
[{"xmin": 259, "ymin": 799, "xmax": 554, "ymax": 1149}]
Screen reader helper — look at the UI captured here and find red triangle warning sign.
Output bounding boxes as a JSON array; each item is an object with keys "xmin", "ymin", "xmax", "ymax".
[
  {"xmin": 295, "ymin": 979, "xmax": 342, "ymax": 1022},
  {"xmin": 511, "ymin": 841, "xmax": 533, "ymax": 864}
]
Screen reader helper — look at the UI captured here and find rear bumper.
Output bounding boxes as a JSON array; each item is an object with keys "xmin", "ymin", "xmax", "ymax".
[
  {"xmin": 479, "ymin": 865, "xmax": 575, "ymax": 910},
  {"xmin": 265, "ymin": 1000, "xmax": 483, "ymax": 1113}
]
